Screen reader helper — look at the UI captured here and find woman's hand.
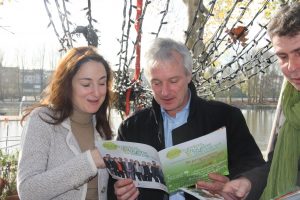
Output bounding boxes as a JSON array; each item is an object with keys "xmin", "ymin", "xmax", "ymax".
[{"xmin": 114, "ymin": 179, "xmax": 139, "ymax": 200}]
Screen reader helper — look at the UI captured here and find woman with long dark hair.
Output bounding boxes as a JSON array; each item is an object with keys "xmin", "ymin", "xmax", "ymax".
[{"xmin": 17, "ymin": 46, "xmax": 114, "ymax": 200}]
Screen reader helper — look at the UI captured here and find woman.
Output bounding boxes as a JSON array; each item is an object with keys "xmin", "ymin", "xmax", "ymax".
[{"xmin": 17, "ymin": 46, "xmax": 114, "ymax": 200}]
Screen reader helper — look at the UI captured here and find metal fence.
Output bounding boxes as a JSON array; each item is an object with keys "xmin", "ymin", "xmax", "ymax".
[{"xmin": 0, "ymin": 116, "xmax": 22, "ymax": 154}]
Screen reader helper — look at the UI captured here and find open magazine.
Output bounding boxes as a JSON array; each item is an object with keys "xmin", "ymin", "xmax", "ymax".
[
  {"xmin": 273, "ymin": 187, "xmax": 300, "ymax": 200},
  {"xmin": 97, "ymin": 127, "xmax": 228, "ymax": 195},
  {"xmin": 180, "ymin": 187, "xmax": 224, "ymax": 200}
]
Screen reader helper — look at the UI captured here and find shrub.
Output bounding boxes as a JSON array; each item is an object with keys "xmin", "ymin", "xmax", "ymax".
[{"xmin": 0, "ymin": 149, "xmax": 19, "ymax": 200}]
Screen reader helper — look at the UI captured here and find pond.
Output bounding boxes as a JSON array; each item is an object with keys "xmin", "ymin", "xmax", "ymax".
[
  {"xmin": 241, "ymin": 107, "xmax": 276, "ymax": 153},
  {"xmin": 0, "ymin": 107, "xmax": 276, "ymax": 154}
]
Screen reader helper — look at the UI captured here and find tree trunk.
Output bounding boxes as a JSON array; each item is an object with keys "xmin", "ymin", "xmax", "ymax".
[
  {"xmin": 183, "ymin": 0, "xmax": 207, "ymax": 58},
  {"xmin": 0, "ymin": 178, "xmax": 6, "ymax": 195}
]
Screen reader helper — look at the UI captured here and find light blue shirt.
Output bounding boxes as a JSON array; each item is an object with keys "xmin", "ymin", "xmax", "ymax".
[{"xmin": 161, "ymin": 91, "xmax": 191, "ymax": 200}]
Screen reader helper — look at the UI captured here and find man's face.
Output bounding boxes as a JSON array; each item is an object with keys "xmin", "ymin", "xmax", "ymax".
[
  {"xmin": 272, "ymin": 33, "xmax": 300, "ymax": 91},
  {"xmin": 149, "ymin": 51, "xmax": 192, "ymax": 117}
]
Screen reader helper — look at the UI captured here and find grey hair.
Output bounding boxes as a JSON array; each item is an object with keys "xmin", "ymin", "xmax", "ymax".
[{"xmin": 144, "ymin": 38, "xmax": 193, "ymax": 81}]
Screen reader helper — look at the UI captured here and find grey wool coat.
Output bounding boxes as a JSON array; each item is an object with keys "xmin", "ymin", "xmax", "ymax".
[{"xmin": 17, "ymin": 107, "xmax": 109, "ymax": 200}]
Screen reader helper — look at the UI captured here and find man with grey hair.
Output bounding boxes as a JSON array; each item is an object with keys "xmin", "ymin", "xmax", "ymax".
[
  {"xmin": 107, "ymin": 37, "xmax": 265, "ymax": 200},
  {"xmin": 200, "ymin": 2, "xmax": 300, "ymax": 200}
]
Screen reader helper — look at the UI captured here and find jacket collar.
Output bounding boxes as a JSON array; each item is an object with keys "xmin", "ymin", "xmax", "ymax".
[{"xmin": 151, "ymin": 82, "xmax": 199, "ymax": 147}]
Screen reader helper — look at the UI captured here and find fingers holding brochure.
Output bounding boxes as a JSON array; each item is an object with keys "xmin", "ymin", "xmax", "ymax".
[
  {"xmin": 114, "ymin": 179, "xmax": 140, "ymax": 200},
  {"xmin": 196, "ymin": 173, "xmax": 230, "ymax": 191}
]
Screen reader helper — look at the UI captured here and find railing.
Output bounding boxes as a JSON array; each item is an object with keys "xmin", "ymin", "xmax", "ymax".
[
  {"xmin": 1, "ymin": 105, "xmax": 277, "ymax": 160},
  {"xmin": 0, "ymin": 109, "xmax": 122, "ymax": 154},
  {"xmin": 0, "ymin": 116, "xmax": 22, "ymax": 154}
]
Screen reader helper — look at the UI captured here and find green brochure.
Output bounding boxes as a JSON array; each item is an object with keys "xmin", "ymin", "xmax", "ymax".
[{"xmin": 98, "ymin": 127, "xmax": 229, "ymax": 195}]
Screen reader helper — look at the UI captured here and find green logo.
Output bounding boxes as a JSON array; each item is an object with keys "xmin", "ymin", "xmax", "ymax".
[
  {"xmin": 102, "ymin": 142, "xmax": 118, "ymax": 150},
  {"xmin": 166, "ymin": 148, "xmax": 181, "ymax": 159}
]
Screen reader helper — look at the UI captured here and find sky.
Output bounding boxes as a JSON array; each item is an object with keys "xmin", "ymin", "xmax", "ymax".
[
  {"xmin": 0, "ymin": 0, "xmax": 188, "ymax": 70},
  {"xmin": 0, "ymin": 0, "xmax": 125, "ymax": 69},
  {"xmin": 0, "ymin": 0, "xmax": 271, "ymax": 72},
  {"xmin": 0, "ymin": 0, "xmax": 58, "ymax": 69}
]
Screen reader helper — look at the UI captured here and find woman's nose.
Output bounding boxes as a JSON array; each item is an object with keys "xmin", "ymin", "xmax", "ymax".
[{"xmin": 92, "ymin": 85, "xmax": 100, "ymax": 97}]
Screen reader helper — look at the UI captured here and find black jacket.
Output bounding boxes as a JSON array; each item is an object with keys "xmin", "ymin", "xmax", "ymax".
[{"xmin": 108, "ymin": 83, "xmax": 265, "ymax": 200}]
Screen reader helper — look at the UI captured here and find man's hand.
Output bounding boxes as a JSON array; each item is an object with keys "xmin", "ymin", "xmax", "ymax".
[
  {"xmin": 222, "ymin": 177, "xmax": 251, "ymax": 200},
  {"xmin": 196, "ymin": 173, "xmax": 251, "ymax": 200},
  {"xmin": 114, "ymin": 179, "xmax": 139, "ymax": 200},
  {"xmin": 196, "ymin": 173, "xmax": 240, "ymax": 200},
  {"xmin": 196, "ymin": 173, "xmax": 230, "ymax": 191}
]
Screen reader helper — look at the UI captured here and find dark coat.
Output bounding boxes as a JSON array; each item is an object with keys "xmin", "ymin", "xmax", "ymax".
[{"xmin": 107, "ymin": 83, "xmax": 265, "ymax": 200}]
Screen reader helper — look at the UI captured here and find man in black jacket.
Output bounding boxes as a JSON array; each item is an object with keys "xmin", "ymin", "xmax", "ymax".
[{"xmin": 108, "ymin": 37, "xmax": 265, "ymax": 200}]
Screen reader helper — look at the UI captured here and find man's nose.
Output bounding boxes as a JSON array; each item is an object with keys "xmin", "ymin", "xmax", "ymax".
[
  {"xmin": 161, "ymin": 83, "xmax": 170, "ymax": 96},
  {"xmin": 288, "ymin": 58, "xmax": 300, "ymax": 71}
]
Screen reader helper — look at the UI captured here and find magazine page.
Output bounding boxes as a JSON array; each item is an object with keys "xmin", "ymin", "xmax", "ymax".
[
  {"xmin": 158, "ymin": 127, "xmax": 228, "ymax": 193},
  {"xmin": 273, "ymin": 187, "xmax": 300, "ymax": 200},
  {"xmin": 180, "ymin": 187, "xmax": 224, "ymax": 200},
  {"xmin": 97, "ymin": 140, "xmax": 168, "ymax": 192}
]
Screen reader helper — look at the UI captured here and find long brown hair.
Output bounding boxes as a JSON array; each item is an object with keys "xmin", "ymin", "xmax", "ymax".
[{"xmin": 22, "ymin": 46, "xmax": 114, "ymax": 139}]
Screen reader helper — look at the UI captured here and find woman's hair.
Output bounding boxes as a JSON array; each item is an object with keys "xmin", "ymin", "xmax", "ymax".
[
  {"xmin": 267, "ymin": 2, "xmax": 300, "ymax": 39},
  {"xmin": 22, "ymin": 46, "xmax": 114, "ymax": 139},
  {"xmin": 144, "ymin": 37, "xmax": 193, "ymax": 82}
]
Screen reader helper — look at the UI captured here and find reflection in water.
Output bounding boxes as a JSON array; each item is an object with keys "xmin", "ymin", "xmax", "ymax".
[{"xmin": 241, "ymin": 108, "xmax": 276, "ymax": 152}]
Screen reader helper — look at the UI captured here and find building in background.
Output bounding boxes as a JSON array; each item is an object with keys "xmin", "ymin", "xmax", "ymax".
[
  {"xmin": 0, "ymin": 67, "xmax": 53, "ymax": 101},
  {"xmin": 0, "ymin": 67, "xmax": 20, "ymax": 100}
]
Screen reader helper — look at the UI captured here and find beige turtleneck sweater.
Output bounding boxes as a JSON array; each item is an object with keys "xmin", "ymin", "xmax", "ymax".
[{"xmin": 70, "ymin": 109, "xmax": 98, "ymax": 200}]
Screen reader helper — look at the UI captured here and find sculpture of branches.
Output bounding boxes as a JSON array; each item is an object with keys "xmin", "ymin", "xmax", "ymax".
[{"xmin": 44, "ymin": 0, "xmax": 290, "ymax": 116}]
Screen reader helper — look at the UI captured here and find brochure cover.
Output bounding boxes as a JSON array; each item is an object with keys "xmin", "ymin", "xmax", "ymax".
[
  {"xmin": 273, "ymin": 187, "xmax": 300, "ymax": 200},
  {"xmin": 98, "ymin": 127, "xmax": 229, "ymax": 194}
]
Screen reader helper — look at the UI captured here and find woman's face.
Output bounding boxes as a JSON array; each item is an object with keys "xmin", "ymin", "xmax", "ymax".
[{"xmin": 71, "ymin": 60, "xmax": 107, "ymax": 114}]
